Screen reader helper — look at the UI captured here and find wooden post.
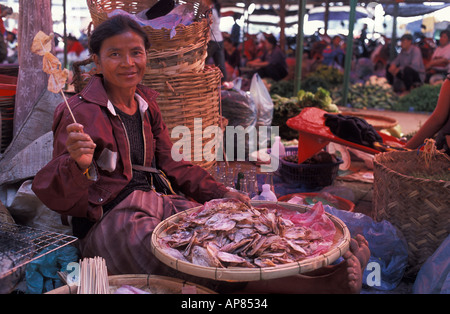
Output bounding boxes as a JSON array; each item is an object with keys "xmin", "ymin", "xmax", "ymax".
[
  {"xmin": 294, "ymin": 0, "xmax": 306, "ymax": 94},
  {"xmin": 279, "ymin": 0, "xmax": 286, "ymax": 53},
  {"xmin": 341, "ymin": 0, "xmax": 357, "ymax": 108},
  {"xmin": 13, "ymin": 0, "xmax": 53, "ymax": 136},
  {"xmin": 390, "ymin": 2, "xmax": 399, "ymax": 61},
  {"xmin": 324, "ymin": 0, "xmax": 330, "ymax": 36}
]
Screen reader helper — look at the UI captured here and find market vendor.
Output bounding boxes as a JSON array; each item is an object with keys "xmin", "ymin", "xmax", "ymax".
[
  {"xmin": 246, "ymin": 34, "xmax": 288, "ymax": 81},
  {"xmin": 386, "ymin": 33, "xmax": 425, "ymax": 93},
  {"xmin": 32, "ymin": 15, "xmax": 369, "ymax": 294},
  {"xmin": 32, "ymin": 13, "xmax": 247, "ymax": 263},
  {"xmin": 425, "ymin": 30, "xmax": 450, "ymax": 83},
  {"xmin": 406, "ymin": 74, "xmax": 450, "ymax": 155}
]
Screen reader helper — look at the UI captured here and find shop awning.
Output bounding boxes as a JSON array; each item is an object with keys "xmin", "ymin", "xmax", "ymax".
[
  {"xmin": 383, "ymin": 3, "xmax": 450, "ymax": 17},
  {"xmin": 307, "ymin": 6, "xmax": 372, "ymax": 21}
]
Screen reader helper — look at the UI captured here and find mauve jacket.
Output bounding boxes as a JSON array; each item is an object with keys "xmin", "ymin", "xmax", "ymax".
[{"xmin": 32, "ymin": 75, "xmax": 228, "ymax": 222}]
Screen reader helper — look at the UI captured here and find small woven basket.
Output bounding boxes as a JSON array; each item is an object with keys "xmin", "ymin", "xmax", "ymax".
[
  {"xmin": 373, "ymin": 150, "xmax": 450, "ymax": 277},
  {"xmin": 144, "ymin": 65, "xmax": 223, "ymax": 170},
  {"xmin": 279, "ymin": 147, "xmax": 343, "ymax": 189}
]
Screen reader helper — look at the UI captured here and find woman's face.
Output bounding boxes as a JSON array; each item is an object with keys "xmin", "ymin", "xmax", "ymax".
[
  {"xmin": 93, "ymin": 31, "xmax": 147, "ymax": 91},
  {"xmin": 440, "ymin": 33, "xmax": 449, "ymax": 46}
]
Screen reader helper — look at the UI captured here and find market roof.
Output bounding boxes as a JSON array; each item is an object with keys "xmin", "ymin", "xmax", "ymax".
[{"xmin": 219, "ymin": 0, "xmax": 447, "ymax": 6}]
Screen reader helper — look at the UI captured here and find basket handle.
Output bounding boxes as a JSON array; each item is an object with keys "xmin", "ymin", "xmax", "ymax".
[{"xmin": 72, "ymin": 56, "xmax": 95, "ymax": 93}]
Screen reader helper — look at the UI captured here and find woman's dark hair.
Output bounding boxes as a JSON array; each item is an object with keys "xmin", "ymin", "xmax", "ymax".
[
  {"xmin": 265, "ymin": 34, "xmax": 277, "ymax": 47},
  {"xmin": 88, "ymin": 15, "xmax": 151, "ymax": 55}
]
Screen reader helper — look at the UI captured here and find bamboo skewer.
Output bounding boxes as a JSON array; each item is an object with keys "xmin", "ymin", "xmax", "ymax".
[
  {"xmin": 77, "ymin": 256, "xmax": 110, "ymax": 294},
  {"xmin": 32, "ymin": 31, "xmax": 77, "ymax": 124},
  {"xmin": 60, "ymin": 89, "xmax": 77, "ymax": 124}
]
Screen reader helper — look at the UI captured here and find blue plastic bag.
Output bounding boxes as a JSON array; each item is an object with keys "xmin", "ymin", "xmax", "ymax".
[
  {"xmin": 413, "ymin": 235, "xmax": 450, "ymax": 294},
  {"xmin": 25, "ymin": 245, "xmax": 79, "ymax": 294},
  {"xmin": 324, "ymin": 205, "xmax": 409, "ymax": 291}
]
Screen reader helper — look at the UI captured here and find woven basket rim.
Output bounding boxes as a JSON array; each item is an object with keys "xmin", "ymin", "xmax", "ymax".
[
  {"xmin": 374, "ymin": 150, "xmax": 450, "ymax": 185},
  {"xmin": 151, "ymin": 201, "xmax": 350, "ymax": 282},
  {"xmin": 338, "ymin": 111, "xmax": 398, "ymax": 130},
  {"xmin": 86, "ymin": 0, "xmax": 210, "ymax": 28},
  {"xmin": 46, "ymin": 274, "xmax": 217, "ymax": 294}
]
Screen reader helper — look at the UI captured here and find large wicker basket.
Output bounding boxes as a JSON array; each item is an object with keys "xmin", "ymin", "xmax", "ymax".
[
  {"xmin": 144, "ymin": 65, "xmax": 223, "ymax": 170},
  {"xmin": 373, "ymin": 150, "xmax": 450, "ymax": 277},
  {"xmin": 86, "ymin": 0, "xmax": 211, "ymax": 75},
  {"xmin": 87, "ymin": 0, "xmax": 210, "ymax": 50}
]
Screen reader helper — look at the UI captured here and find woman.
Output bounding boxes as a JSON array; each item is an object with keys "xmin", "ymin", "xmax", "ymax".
[
  {"xmin": 223, "ymin": 37, "xmax": 240, "ymax": 81},
  {"xmin": 33, "ymin": 16, "xmax": 369, "ymax": 294},
  {"xmin": 247, "ymin": 34, "xmax": 288, "ymax": 81},
  {"xmin": 322, "ymin": 35, "xmax": 345, "ymax": 68},
  {"xmin": 32, "ymin": 15, "xmax": 247, "ymax": 273},
  {"xmin": 406, "ymin": 75, "xmax": 450, "ymax": 154}
]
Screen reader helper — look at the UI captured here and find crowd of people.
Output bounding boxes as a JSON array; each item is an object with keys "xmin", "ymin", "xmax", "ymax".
[
  {"xmin": 204, "ymin": 6, "xmax": 450, "ymax": 97},
  {"xmin": 0, "ymin": 4, "xmax": 91, "ymax": 67}
]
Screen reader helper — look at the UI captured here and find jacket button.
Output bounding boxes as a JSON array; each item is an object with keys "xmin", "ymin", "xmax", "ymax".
[{"xmin": 98, "ymin": 198, "xmax": 103, "ymax": 202}]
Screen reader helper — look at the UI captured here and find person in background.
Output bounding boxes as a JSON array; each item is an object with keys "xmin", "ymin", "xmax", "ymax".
[
  {"xmin": 425, "ymin": 30, "xmax": 450, "ymax": 83},
  {"xmin": 230, "ymin": 13, "xmax": 241, "ymax": 47},
  {"xmin": 0, "ymin": 5, "xmax": 12, "ymax": 64},
  {"xmin": 203, "ymin": 0, "xmax": 226, "ymax": 80},
  {"xmin": 223, "ymin": 37, "xmax": 240, "ymax": 81},
  {"xmin": 386, "ymin": 33, "xmax": 425, "ymax": 93},
  {"xmin": 5, "ymin": 31, "xmax": 17, "ymax": 64},
  {"xmin": 247, "ymin": 34, "xmax": 288, "ymax": 81},
  {"xmin": 406, "ymin": 75, "xmax": 450, "ymax": 155},
  {"xmin": 322, "ymin": 35, "xmax": 345, "ymax": 69},
  {"xmin": 66, "ymin": 34, "xmax": 85, "ymax": 57}
]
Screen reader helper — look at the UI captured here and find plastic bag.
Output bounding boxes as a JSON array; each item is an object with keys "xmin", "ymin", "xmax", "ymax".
[
  {"xmin": 324, "ymin": 205, "xmax": 409, "ymax": 291},
  {"xmin": 25, "ymin": 245, "xmax": 79, "ymax": 294},
  {"xmin": 221, "ymin": 82, "xmax": 258, "ymax": 160},
  {"xmin": 413, "ymin": 235, "xmax": 450, "ymax": 294},
  {"xmin": 249, "ymin": 73, "xmax": 274, "ymax": 127},
  {"xmin": 108, "ymin": 4, "xmax": 194, "ymax": 39}
]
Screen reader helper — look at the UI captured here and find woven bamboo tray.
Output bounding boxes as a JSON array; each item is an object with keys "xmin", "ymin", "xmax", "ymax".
[
  {"xmin": 144, "ymin": 66, "xmax": 222, "ymax": 170},
  {"xmin": 47, "ymin": 274, "xmax": 216, "ymax": 294},
  {"xmin": 151, "ymin": 201, "xmax": 351, "ymax": 282},
  {"xmin": 339, "ymin": 111, "xmax": 398, "ymax": 130},
  {"xmin": 87, "ymin": 0, "xmax": 210, "ymax": 50},
  {"xmin": 373, "ymin": 150, "xmax": 450, "ymax": 276}
]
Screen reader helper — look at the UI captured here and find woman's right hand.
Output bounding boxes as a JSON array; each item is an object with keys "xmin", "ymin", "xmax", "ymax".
[{"xmin": 66, "ymin": 123, "xmax": 96, "ymax": 172}]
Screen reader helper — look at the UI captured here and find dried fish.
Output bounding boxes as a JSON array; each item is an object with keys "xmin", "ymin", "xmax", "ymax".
[{"xmin": 158, "ymin": 199, "xmax": 336, "ymax": 268}]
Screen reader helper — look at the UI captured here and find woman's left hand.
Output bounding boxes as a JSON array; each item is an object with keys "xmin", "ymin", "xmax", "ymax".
[{"xmin": 223, "ymin": 190, "xmax": 251, "ymax": 206}]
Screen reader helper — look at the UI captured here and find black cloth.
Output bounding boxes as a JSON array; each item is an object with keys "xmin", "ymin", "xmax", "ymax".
[{"xmin": 324, "ymin": 114, "xmax": 382, "ymax": 148}]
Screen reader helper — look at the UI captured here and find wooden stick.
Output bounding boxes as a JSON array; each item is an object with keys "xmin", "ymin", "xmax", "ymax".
[{"xmin": 60, "ymin": 89, "xmax": 77, "ymax": 124}]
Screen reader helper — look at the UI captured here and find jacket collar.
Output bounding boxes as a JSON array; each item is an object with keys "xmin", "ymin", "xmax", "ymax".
[{"xmin": 79, "ymin": 74, "xmax": 159, "ymax": 115}]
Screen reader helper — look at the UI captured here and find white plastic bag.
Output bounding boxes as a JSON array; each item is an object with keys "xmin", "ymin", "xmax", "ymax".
[{"xmin": 249, "ymin": 73, "xmax": 274, "ymax": 127}]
